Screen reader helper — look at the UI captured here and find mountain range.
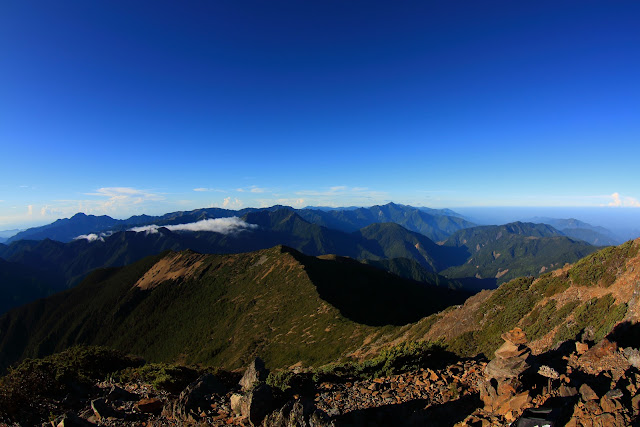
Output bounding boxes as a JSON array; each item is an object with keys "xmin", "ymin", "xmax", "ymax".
[
  {"xmin": 0, "ymin": 208, "xmax": 599, "ymax": 314},
  {"xmin": 1, "ymin": 237, "xmax": 638, "ymax": 377},
  {"xmin": 6, "ymin": 203, "xmax": 475, "ymax": 244},
  {"xmin": 528, "ymin": 216, "xmax": 621, "ymax": 246}
]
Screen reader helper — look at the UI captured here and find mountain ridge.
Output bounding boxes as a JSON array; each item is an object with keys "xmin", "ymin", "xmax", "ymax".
[{"xmin": 0, "ymin": 245, "xmax": 470, "ymax": 374}]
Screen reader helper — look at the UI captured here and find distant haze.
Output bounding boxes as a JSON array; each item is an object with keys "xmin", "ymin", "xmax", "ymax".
[{"xmin": 454, "ymin": 207, "xmax": 640, "ymax": 241}]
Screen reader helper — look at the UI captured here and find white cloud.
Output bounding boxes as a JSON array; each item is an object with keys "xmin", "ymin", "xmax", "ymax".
[
  {"xmin": 27, "ymin": 205, "xmax": 33, "ymax": 216},
  {"xmin": 193, "ymin": 188, "xmax": 225, "ymax": 192},
  {"xmin": 296, "ymin": 186, "xmax": 381, "ymax": 197},
  {"xmin": 236, "ymin": 186, "xmax": 267, "ymax": 194},
  {"xmin": 608, "ymin": 192, "xmax": 640, "ymax": 207},
  {"xmin": 222, "ymin": 197, "xmax": 243, "ymax": 209},
  {"xmin": 129, "ymin": 217, "xmax": 257, "ymax": 235},
  {"xmin": 74, "ymin": 233, "xmax": 105, "ymax": 242},
  {"xmin": 86, "ymin": 187, "xmax": 164, "ymax": 206}
]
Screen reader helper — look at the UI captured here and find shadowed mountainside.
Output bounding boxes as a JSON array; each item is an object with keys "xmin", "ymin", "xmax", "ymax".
[{"xmin": 0, "ymin": 245, "xmax": 470, "ymax": 374}]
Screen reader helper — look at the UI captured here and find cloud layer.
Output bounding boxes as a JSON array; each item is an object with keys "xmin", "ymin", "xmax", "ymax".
[{"xmin": 129, "ymin": 217, "xmax": 257, "ymax": 235}]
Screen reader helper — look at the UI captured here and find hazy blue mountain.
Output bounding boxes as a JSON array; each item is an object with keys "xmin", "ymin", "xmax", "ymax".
[
  {"xmin": 297, "ymin": 202, "xmax": 475, "ymax": 241},
  {"xmin": 529, "ymin": 217, "xmax": 621, "ymax": 246},
  {"xmin": 7, "ymin": 213, "xmax": 123, "ymax": 243},
  {"xmin": 6, "ymin": 203, "xmax": 473, "ymax": 245},
  {"xmin": 0, "ymin": 229, "xmax": 23, "ymax": 243}
]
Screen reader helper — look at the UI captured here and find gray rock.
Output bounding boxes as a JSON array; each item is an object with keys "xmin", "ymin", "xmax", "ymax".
[
  {"xmin": 91, "ymin": 398, "xmax": 122, "ymax": 419},
  {"xmin": 623, "ymin": 347, "xmax": 640, "ymax": 369},
  {"xmin": 106, "ymin": 385, "xmax": 138, "ymax": 402},
  {"xmin": 579, "ymin": 383, "xmax": 599, "ymax": 401},
  {"xmin": 262, "ymin": 399, "xmax": 332, "ymax": 427},
  {"xmin": 605, "ymin": 388, "xmax": 624, "ymax": 400},
  {"xmin": 240, "ymin": 357, "xmax": 269, "ymax": 391},
  {"xmin": 55, "ymin": 412, "xmax": 95, "ymax": 427},
  {"xmin": 166, "ymin": 373, "xmax": 226, "ymax": 421},
  {"xmin": 484, "ymin": 353, "xmax": 530, "ymax": 380},
  {"xmin": 240, "ymin": 382, "xmax": 275, "ymax": 426}
]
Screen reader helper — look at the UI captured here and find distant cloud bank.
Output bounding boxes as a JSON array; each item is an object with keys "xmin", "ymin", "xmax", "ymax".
[
  {"xmin": 608, "ymin": 192, "xmax": 640, "ymax": 208},
  {"xmin": 128, "ymin": 217, "xmax": 257, "ymax": 235}
]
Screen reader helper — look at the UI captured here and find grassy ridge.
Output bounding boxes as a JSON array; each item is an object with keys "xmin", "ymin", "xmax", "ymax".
[{"xmin": 0, "ymin": 246, "xmax": 468, "ymax": 374}]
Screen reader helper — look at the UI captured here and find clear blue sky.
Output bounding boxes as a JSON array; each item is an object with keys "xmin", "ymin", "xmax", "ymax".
[{"xmin": 1, "ymin": 1, "xmax": 639, "ymax": 229}]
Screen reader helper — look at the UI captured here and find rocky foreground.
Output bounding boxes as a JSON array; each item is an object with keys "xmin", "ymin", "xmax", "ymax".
[{"xmin": 1, "ymin": 328, "xmax": 639, "ymax": 427}]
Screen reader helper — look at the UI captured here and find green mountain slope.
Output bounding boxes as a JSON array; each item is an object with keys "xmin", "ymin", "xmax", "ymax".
[
  {"xmin": 425, "ymin": 238, "xmax": 640, "ymax": 359},
  {"xmin": 439, "ymin": 222, "xmax": 598, "ymax": 286},
  {"xmin": 0, "ymin": 246, "xmax": 469, "ymax": 374}
]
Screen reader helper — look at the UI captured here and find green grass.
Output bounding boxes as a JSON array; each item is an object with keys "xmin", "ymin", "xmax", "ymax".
[
  {"xmin": 553, "ymin": 295, "xmax": 627, "ymax": 345},
  {"xmin": 569, "ymin": 240, "xmax": 638, "ymax": 287},
  {"xmin": 530, "ymin": 271, "xmax": 570, "ymax": 297},
  {"xmin": 521, "ymin": 300, "xmax": 580, "ymax": 342},
  {"xmin": 294, "ymin": 340, "xmax": 450, "ymax": 385}
]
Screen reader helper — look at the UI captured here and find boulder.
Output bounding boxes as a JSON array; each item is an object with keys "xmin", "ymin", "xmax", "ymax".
[
  {"xmin": 56, "ymin": 412, "xmax": 95, "ymax": 427},
  {"xmin": 579, "ymin": 383, "xmax": 599, "ymax": 401},
  {"xmin": 501, "ymin": 327, "xmax": 527, "ymax": 346},
  {"xmin": 135, "ymin": 397, "xmax": 164, "ymax": 414},
  {"xmin": 240, "ymin": 357, "xmax": 269, "ymax": 391},
  {"xmin": 236, "ymin": 382, "xmax": 275, "ymax": 426},
  {"xmin": 262, "ymin": 398, "xmax": 332, "ymax": 427},
  {"xmin": 484, "ymin": 353, "xmax": 530, "ymax": 380},
  {"xmin": 106, "ymin": 385, "xmax": 138, "ymax": 402},
  {"xmin": 166, "ymin": 373, "xmax": 226, "ymax": 421},
  {"xmin": 90, "ymin": 398, "xmax": 122, "ymax": 420},
  {"xmin": 623, "ymin": 347, "xmax": 640, "ymax": 369},
  {"xmin": 575, "ymin": 342, "xmax": 589, "ymax": 355}
]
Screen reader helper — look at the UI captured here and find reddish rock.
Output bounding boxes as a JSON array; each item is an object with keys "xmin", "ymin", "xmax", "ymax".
[
  {"xmin": 576, "ymin": 342, "xmax": 589, "ymax": 355},
  {"xmin": 135, "ymin": 398, "xmax": 164, "ymax": 414},
  {"xmin": 501, "ymin": 327, "xmax": 527, "ymax": 345}
]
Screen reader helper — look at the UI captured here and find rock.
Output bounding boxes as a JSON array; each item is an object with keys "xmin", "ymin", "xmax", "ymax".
[
  {"xmin": 576, "ymin": 342, "xmax": 589, "ymax": 355},
  {"xmin": 592, "ymin": 338, "xmax": 617, "ymax": 358},
  {"xmin": 507, "ymin": 391, "xmax": 531, "ymax": 412},
  {"xmin": 605, "ymin": 389, "xmax": 624, "ymax": 400},
  {"xmin": 494, "ymin": 341, "xmax": 529, "ymax": 360},
  {"xmin": 135, "ymin": 397, "xmax": 164, "ymax": 414},
  {"xmin": 631, "ymin": 394, "xmax": 640, "ymax": 415},
  {"xmin": 558, "ymin": 385, "xmax": 578, "ymax": 397},
  {"xmin": 623, "ymin": 347, "xmax": 640, "ymax": 368},
  {"xmin": 231, "ymin": 393, "xmax": 244, "ymax": 415},
  {"xmin": 579, "ymin": 383, "xmax": 599, "ymax": 401},
  {"xmin": 106, "ymin": 385, "xmax": 138, "ymax": 402},
  {"xmin": 238, "ymin": 382, "xmax": 274, "ymax": 426},
  {"xmin": 167, "ymin": 373, "xmax": 226, "ymax": 420},
  {"xmin": 501, "ymin": 327, "xmax": 527, "ymax": 345},
  {"xmin": 262, "ymin": 398, "xmax": 332, "ymax": 427},
  {"xmin": 240, "ymin": 357, "xmax": 269, "ymax": 391},
  {"xmin": 600, "ymin": 395, "xmax": 621, "ymax": 413},
  {"xmin": 537, "ymin": 365, "xmax": 559, "ymax": 379},
  {"xmin": 484, "ymin": 353, "xmax": 530, "ymax": 380},
  {"xmin": 595, "ymin": 413, "xmax": 616, "ymax": 426},
  {"xmin": 90, "ymin": 398, "xmax": 122, "ymax": 419},
  {"xmin": 56, "ymin": 412, "xmax": 95, "ymax": 427}
]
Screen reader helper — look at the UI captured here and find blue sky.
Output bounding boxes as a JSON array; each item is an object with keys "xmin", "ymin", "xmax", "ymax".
[{"xmin": 1, "ymin": 1, "xmax": 639, "ymax": 229}]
